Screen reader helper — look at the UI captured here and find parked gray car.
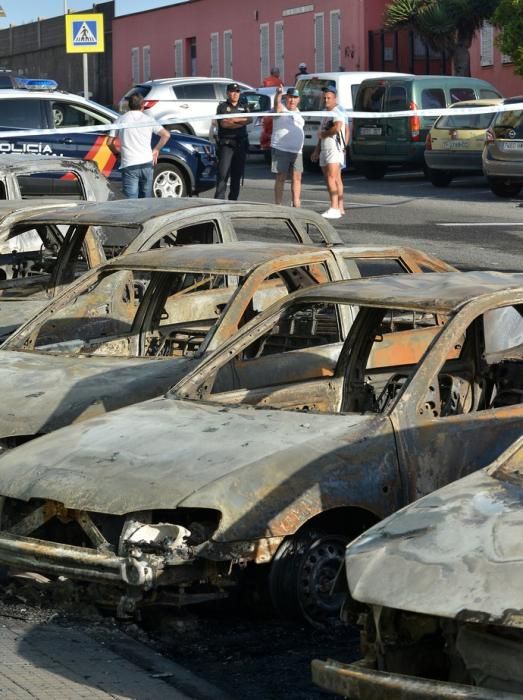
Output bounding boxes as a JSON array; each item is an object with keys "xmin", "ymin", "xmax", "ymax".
[
  {"xmin": 483, "ymin": 95, "xmax": 523, "ymax": 198},
  {"xmin": 0, "ymin": 271, "xmax": 519, "ymax": 624},
  {"xmin": 119, "ymin": 77, "xmax": 252, "ymax": 138},
  {"xmin": 312, "ymin": 436, "xmax": 523, "ymax": 698}
]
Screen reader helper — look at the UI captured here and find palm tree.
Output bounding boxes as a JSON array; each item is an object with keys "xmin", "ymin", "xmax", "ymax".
[{"xmin": 384, "ymin": 0, "xmax": 499, "ymax": 76}]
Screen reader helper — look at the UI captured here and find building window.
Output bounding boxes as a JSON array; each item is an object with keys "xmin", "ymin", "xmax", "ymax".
[
  {"xmin": 210, "ymin": 32, "xmax": 219, "ymax": 77},
  {"xmin": 274, "ymin": 21, "xmax": 284, "ymax": 81},
  {"xmin": 501, "ymin": 52, "xmax": 512, "ymax": 64},
  {"xmin": 314, "ymin": 13, "xmax": 325, "ymax": 72},
  {"xmin": 260, "ymin": 23, "xmax": 270, "ymax": 83},
  {"xmin": 187, "ymin": 37, "xmax": 197, "ymax": 76},
  {"xmin": 224, "ymin": 30, "xmax": 233, "ymax": 79},
  {"xmin": 174, "ymin": 39, "xmax": 183, "ymax": 77},
  {"xmin": 480, "ymin": 21, "xmax": 494, "ymax": 66},
  {"xmin": 131, "ymin": 47, "xmax": 140, "ymax": 84},
  {"xmin": 143, "ymin": 45, "xmax": 151, "ymax": 82},
  {"xmin": 330, "ymin": 10, "xmax": 341, "ymax": 71}
]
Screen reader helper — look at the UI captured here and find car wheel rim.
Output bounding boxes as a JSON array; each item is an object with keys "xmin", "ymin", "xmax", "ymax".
[
  {"xmin": 297, "ymin": 535, "xmax": 347, "ymax": 624},
  {"xmin": 154, "ymin": 170, "xmax": 184, "ymax": 198}
]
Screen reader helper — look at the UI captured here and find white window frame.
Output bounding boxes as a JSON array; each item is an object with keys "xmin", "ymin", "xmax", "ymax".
[
  {"xmin": 210, "ymin": 32, "xmax": 220, "ymax": 77},
  {"xmin": 480, "ymin": 21, "xmax": 494, "ymax": 67},
  {"xmin": 174, "ymin": 39, "xmax": 184, "ymax": 77},
  {"xmin": 314, "ymin": 13, "xmax": 325, "ymax": 73},
  {"xmin": 260, "ymin": 22, "xmax": 270, "ymax": 83},
  {"xmin": 131, "ymin": 47, "xmax": 140, "ymax": 84},
  {"xmin": 274, "ymin": 21, "xmax": 284, "ymax": 81},
  {"xmin": 330, "ymin": 10, "xmax": 341, "ymax": 71},
  {"xmin": 223, "ymin": 30, "xmax": 233, "ymax": 79},
  {"xmin": 142, "ymin": 45, "xmax": 151, "ymax": 82}
]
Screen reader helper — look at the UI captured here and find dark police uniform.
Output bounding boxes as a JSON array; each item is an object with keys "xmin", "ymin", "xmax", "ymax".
[{"xmin": 214, "ymin": 84, "xmax": 250, "ymax": 200}]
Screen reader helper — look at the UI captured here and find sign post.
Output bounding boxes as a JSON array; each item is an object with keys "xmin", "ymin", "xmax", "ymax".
[{"xmin": 65, "ymin": 13, "xmax": 105, "ymax": 99}]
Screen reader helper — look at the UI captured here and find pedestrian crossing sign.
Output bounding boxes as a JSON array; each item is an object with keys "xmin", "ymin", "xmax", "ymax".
[{"xmin": 65, "ymin": 13, "xmax": 105, "ymax": 53}]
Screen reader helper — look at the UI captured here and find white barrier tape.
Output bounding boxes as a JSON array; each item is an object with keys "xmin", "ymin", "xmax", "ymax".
[{"xmin": 0, "ymin": 102, "xmax": 521, "ymax": 139}]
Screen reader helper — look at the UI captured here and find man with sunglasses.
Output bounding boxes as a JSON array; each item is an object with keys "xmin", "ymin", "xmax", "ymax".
[
  {"xmin": 271, "ymin": 86, "xmax": 304, "ymax": 208},
  {"xmin": 214, "ymin": 83, "xmax": 251, "ymax": 200}
]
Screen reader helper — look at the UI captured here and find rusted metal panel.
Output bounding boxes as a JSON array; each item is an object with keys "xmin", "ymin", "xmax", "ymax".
[{"xmin": 311, "ymin": 659, "xmax": 522, "ymax": 699}]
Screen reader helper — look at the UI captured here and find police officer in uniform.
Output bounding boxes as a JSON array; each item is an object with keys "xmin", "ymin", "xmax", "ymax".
[{"xmin": 214, "ymin": 83, "xmax": 251, "ymax": 200}]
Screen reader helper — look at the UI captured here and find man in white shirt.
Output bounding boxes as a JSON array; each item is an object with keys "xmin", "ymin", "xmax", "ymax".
[
  {"xmin": 271, "ymin": 87, "xmax": 305, "ymax": 208},
  {"xmin": 310, "ymin": 85, "xmax": 347, "ymax": 219},
  {"xmin": 107, "ymin": 93, "xmax": 169, "ymax": 198}
]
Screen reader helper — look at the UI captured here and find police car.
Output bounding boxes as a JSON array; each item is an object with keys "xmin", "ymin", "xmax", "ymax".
[{"xmin": 0, "ymin": 78, "xmax": 216, "ymax": 198}]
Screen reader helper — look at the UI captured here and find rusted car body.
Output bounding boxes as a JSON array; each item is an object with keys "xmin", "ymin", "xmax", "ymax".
[
  {"xmin": 0, "ymin": 154, "xmax": 114, "ymax": 202},
  {"xmin": 0, "ymin": 240, "xmax": 451, "ymax": 448},
  {"xmin": 312, "ymin": 436, "xmax": 523, "ymax": 698},
  {"xmin": 0, "ymin": 197, "xmax": 346, "ymax": 339},
  {"xmin": 0, "ymin": 271, "xmax": 520, "ymax": 623}
]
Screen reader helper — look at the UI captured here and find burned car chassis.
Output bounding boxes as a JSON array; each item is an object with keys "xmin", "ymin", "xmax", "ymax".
[
  {"xmin": 0, "ymin": 272, "xmax": 521, "ymax": 625},
  {"xmin": 0, "ymin": 497, "xmax": 281, "ymax": 616}
]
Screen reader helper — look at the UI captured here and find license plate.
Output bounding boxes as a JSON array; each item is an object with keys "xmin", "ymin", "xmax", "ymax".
[
  {"xmin": 360, "ymin": 127, "xmax": 382, "ymax": 136},
  {"xmin": 444, "ymin": 140, "xmax": 467, "ymax": 149},
  {"xmin": 502, "ymin": 141, "xmax": 523, "ymax": 151}
]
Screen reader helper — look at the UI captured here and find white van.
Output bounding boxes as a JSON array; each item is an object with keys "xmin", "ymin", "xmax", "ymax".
[{"xmin": 295, "ymin": 71, "xmax": 412, "ymax": 169}]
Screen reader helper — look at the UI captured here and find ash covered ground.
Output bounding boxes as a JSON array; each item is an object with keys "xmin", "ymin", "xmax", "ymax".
[{"xmin": 0, "ymin": 573, "xmax": 359, "ymax": 699}]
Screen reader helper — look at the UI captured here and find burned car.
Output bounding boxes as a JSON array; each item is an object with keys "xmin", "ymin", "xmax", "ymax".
[
  {"xmin": 0, "ymin": 271, "xmax": 520, "ymax": 624},
  {"xmin": 0, "ymin": 154, "xmax": 114, "ymax": 201},
  {"xmin": 0, "ymin": 197, "xmax": 346, "ymax": 339},
  {"xmin": 312, "ymin": 436, "xmax": 523, "ymax": 697},
  {"xmin": 0, "ymin": 240, "xmax": 451, "ymax": 447}
]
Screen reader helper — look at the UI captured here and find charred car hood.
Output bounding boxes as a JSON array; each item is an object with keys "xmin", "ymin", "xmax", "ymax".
[
  {"xmin": 346, "ymin": 463, "xmax": 523, "ymax": 626},
  {"xmin": 0, "ymin": 397, "xmax": 376, "ymax": 522},
  {"xmin": 0, "ymin": 350, "xmax": 193, "ymax": 438}
]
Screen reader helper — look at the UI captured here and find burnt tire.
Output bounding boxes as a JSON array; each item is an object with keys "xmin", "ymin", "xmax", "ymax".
[
  {"xmin": 429, "ymin": 169, "xmax": 453, "ymax": 187},
  {"xmin": 153, "ymin": 163, "xmax": 187, "ymax": 198},
  {"xmin": 269, "ymin": 529, "xmax": 348, "ymax": 626},
  {"xmin": 489, "ymin": 179, "xmax": 522, "ymax": 198}
]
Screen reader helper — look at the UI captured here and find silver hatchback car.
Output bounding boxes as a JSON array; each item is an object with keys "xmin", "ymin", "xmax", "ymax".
[
  {"xmin": 483, "ymin": 95, "xmax": 523, "ymax": 198},
  {"xmin": 119, "ymin": 77, "xmax": 252, "ymax": 139}
]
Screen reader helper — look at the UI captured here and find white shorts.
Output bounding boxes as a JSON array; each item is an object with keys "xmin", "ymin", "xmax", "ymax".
[{"xmin": 320, "ymin": 147, "xmax": 344, "ymax": 167}]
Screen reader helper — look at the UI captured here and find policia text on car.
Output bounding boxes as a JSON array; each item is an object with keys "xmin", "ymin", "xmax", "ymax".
[{"xmin": 214, "ymin": 83, "xmax": 251, "ymax": 201}]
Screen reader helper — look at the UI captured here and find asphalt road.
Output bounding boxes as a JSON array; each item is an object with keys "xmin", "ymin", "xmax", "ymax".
[{"xmin": 241, "ymin": 156, "xmax": 523, "ymax": 272}]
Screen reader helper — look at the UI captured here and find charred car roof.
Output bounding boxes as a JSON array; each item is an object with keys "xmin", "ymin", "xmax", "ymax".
[
  {"xmin": 8, "ymin": 198, "xmax": 342, "ymax": 230},
  {"xmin": 283, "ymin": 270, "xmax": 523, "ymax": 313},
  {"xmin": 104, "ymin": 241, "xmax": 325, "ymax": 275}
]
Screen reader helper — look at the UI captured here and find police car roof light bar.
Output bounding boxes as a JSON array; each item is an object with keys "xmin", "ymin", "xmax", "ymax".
[{"xmin": 15, "ymin": 77, "xmax": 58, "ymax": 91}]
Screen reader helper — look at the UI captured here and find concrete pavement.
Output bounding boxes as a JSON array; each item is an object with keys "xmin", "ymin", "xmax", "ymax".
[{"xmin": 0, "ymin": 615, "xmax": 228, "ymax": 700}]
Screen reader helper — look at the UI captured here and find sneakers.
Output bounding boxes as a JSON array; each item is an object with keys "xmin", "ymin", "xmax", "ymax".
[{"xmin": 321, "ymin": 207, "xmax": 342, "ymax": 219}]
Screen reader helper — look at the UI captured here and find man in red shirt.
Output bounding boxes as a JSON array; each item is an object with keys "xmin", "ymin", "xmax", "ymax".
[{"xmin": 263, "ymin": 67, "xmax": 284, "ymax": 88}]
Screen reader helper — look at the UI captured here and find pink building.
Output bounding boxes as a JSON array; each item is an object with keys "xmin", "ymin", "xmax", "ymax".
[
  {"xmin": 112, "ymin": 0, "xmax": 523, "ymax": 104},
  {"xmin": 470, "ymin": 22, "xmax": 523, "ymax": 97}
]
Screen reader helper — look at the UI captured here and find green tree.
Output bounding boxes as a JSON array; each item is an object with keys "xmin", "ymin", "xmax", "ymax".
[
  {"xmin": 493, "ymin": 0, "xmax": 523, "ymax": 76},
  {"xmin": 384, "ymin": 0, "xmax": 499, "ymax": 76}
]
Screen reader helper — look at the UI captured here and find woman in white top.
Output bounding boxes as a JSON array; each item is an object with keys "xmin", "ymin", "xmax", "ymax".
[{"xmin": 310, "ymin": 85, "xmax": 347, "ymax": 219}]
